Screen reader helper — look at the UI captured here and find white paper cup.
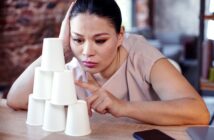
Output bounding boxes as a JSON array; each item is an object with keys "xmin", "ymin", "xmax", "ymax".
[
  {"xmin": 65, "ymin": 100, "xmax": 91, "ymax": 136},
  {"xmin": 42, "ymin": 101, "xmax": 66, "ymax": 132},
  {"xmin": 51, "ymin": 70, "xmax": 77, "ymax": 105},
  {"xmin": 41, "ymin": 38, "xmax": 65, "ymax": 71},
  {"xmin": 33, "ymin": 67, "xmax": 53, "ymax": 100},
  {"xmin": 26, "ymin": 94, "xmax": 45, "ymax": 126}
]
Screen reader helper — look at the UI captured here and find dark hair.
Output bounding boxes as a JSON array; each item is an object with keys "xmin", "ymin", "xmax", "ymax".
[{"xmin": 70, "ymin": 0, "xmax": 122, "ymax": 33}]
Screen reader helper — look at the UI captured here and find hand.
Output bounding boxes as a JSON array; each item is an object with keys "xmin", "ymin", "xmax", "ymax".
[
  {"xmin": 75, "ymin": 73, "xmax": 128, "ymax": 117},
  {"xmin": 59, "ymin": 1, "xmax": 76, "ymax": 62}
]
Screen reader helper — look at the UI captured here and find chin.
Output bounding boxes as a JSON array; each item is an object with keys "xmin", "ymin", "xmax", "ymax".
[{"xmin": 83, "ymin": 67, "xmax": 99, "ymax": 74}]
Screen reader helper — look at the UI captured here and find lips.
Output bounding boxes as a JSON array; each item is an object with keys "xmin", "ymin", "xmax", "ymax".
[{"xmin": 82, "ymin": 61, "xmax": 98, "ymax": 68}]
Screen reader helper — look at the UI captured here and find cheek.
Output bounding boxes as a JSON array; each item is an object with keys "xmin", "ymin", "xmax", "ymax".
[
  {"xmin": 70, "ymin": 43, "xmax": 82, "ymax": 57},
  {"xmin": 98, "ymin": 45, "xmax": 118, "ymax": 60}
]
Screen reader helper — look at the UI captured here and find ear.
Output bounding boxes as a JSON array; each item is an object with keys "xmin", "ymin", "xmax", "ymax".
[{"xmin": 116, "ymin": 26, "xmax": 125, "ymax": 47}]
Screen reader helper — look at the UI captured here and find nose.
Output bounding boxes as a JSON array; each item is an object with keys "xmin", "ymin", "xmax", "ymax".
[{"xmin": 82, "ymin": 41, "xmax": 95, "ymax": 57}]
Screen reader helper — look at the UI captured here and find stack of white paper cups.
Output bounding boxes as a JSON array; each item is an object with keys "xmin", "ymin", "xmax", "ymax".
[
  {"xmin": 26, "ymin": 37, "xmax": 91, "ymax": 136},
  {"xmin": 26, "ymin": 38, "xmax": 66, "ymax": 129}
]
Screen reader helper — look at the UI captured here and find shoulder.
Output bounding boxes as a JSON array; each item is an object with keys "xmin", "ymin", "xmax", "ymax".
[
  {"xmin": 123, "ymin": 33, "xmax": 156, "ymax": 53},
  {"xmin": 123, "ymin": 33, "xmax": 165, "ymax": 82},
  {"xmin": 124, "ymin": 33, "xmax": 146, "ymax": 42},
  {"xmin": 123, "ymin": 33, "xmax": 164, "ymax": 59}
]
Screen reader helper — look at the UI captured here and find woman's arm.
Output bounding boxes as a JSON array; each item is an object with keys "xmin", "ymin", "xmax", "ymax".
[
  {"xmin": 123, "ymin": 59, "xmax": 210, "ymax": 125},
  {"xmin": 7, "ymin": 2, "xmax": 75, "ymax": 110},
  {"xmin": 76, "ymin": 59, "xmax": 210, "ymax": 125},
  {"xmin": 7, "ymin": 57, "xmax": 41, "ymax": 110}
]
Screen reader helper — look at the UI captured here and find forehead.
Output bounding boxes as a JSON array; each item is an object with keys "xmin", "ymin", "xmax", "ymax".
[{"xmin": 70, "ymin": 13, "xmax": 115, "ymax": 34}]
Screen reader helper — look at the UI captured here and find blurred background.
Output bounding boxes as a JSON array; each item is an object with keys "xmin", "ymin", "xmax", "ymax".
[{"xmin": 0, "ymin": 0, "xmax": 213, "ymax": 100}]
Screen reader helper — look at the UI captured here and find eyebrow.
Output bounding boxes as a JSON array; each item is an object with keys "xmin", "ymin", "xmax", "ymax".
[{"xmin": 71, "ymin": 32, "xmax": 110, "ymax": 37}]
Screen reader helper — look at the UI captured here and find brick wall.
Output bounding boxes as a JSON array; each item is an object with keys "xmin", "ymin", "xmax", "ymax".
[{"xmin": 0, "ymin": 0, "xmax": 72, "ymax": 92}]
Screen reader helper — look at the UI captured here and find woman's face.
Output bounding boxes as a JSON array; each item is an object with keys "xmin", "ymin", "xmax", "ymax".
[{"xmin": 70, "ymin": 13, "xmax": 124, "ymax": 74}]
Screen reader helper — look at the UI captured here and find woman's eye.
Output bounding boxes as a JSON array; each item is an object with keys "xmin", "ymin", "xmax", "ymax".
[
  {"xmin": 73, "ymin": 38, "xmax": 84, "ymax": 44},
  {"xmin": 95, "ymin": 39, "xmax": 106, "ymax": 44}
]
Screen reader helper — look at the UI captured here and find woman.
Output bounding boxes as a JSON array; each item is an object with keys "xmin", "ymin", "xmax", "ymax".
[{"xmin": 7, "ymin": 0, "xmax": 210, "ymax": 125}]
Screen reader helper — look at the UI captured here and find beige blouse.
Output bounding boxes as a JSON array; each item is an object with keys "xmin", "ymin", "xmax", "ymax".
[{"xmin": 66, "ymin": 34, "xmax": 165, "ymax": 101}]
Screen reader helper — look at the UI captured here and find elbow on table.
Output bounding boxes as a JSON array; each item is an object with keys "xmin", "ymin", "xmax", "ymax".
[
  {"xmin": 6, "ymin": 93, "xmax": 27, "ymax": 110},
  {"xmin": 191, "ymin": 105, "xmax": 210, "ymax": 125},
  {"xmin": 196, "ymin": 110, "xmax": 210, "ymax": 125},
  {"xmin": 7, "ymin": 96, "xmax": 19, "ymax": 110}
]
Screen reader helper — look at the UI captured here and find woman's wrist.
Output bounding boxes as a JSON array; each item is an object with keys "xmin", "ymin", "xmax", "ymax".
[{"xmin": 119, "ymin": 101, "xmax": 133, "ymax": 117}]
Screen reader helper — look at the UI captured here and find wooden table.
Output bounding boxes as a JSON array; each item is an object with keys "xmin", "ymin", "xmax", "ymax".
[{"xmin": 0, "ymin": 99, "xmax": 192, "ymax": 140}]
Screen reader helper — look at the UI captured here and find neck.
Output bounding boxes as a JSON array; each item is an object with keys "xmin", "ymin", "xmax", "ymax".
[{"xmin": 99, "ymin": 47, "xmax": 121, "ymax": 79}]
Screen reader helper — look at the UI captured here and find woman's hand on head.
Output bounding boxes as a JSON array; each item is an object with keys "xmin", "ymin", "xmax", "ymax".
[
  {"xmin": 75, "ymin": 73, "xmax": 127, "ymax": 117},
  {"xmin": 59, "ymin": 2, "xmax": 75, "ymax": 62}
]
